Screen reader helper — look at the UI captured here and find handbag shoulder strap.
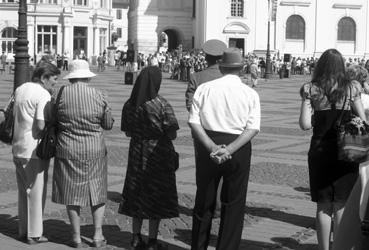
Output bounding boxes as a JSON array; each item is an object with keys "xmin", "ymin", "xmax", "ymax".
[
  {"xmin": 52, "ymin": 85, "xmax": 65, "ymax": 124},
  {"xmin": 55, "ymin": 85, "xmax": 65, "ymax": 107},
  {"xmin": 337, "ymin": 88, "xmax": 349, "ymax": 127}
]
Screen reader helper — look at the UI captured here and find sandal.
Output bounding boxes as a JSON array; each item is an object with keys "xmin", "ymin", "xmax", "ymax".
[
  {"xmin": 131, "ymin": 233, "xmax": 145, "ymax": 250},
  {"xmin": 27, "ymin": 235, "xmax": 48, "ymax": 245},
  {"xmin": 70, "ymin": 239, "xmax": 83, "ymax": 248},
  {"xmin": 92, "ymin": 237, "xmax": 107, "ymax": 248}
]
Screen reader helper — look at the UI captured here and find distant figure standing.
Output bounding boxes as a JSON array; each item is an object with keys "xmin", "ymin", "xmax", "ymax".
[
  {"xmin": 97, "ymin": 53, "xmax": 104, "ymax": 72},
  {"xmin": 249, "ymin": 58, "xmax": 259, "ymax": 88},
  {"xmin": 185, "ymin": 39, "xmax": 227, "ymax": 218},
  {"xmin": 1, "ymin": 51, "xmax": 7, "ymax": 70},
  {"xmin": 62, "ymin": 52, "xmax": 69, "ymax": 71}
]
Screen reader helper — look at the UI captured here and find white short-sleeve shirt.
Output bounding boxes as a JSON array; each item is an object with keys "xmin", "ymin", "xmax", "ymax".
[
  {"xmin": 188, "ymin": 74, "xmax": 261, "ymax": 135},
  {"xmin": 12, "ymin": 82, "xmax": 51, "ymax": 159}
]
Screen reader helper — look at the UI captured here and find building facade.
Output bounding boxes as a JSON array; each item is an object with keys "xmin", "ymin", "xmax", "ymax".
[
  {"xmin": 127, "ymin": 0, "xmax": 193, "ymax": 55},
  {"xmin": 0, "ymin": 0, "xmax": 128, "ymax": 63},
  {"xmin": 2, "ymin": 0, "xmax": 369, "ymax": 62},
  {"xmin": 195, "ymin": 0, "xmax": 369, "ymax": 58},
  {"xmin": 127, "ymin": 0, "xmax": 369, "ymax": 59}
]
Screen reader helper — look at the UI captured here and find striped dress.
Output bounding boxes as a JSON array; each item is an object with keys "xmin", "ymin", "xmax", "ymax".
[
  {"xmin": 118, "ymin": 95, "xmax": 179, "ymax": 219},
  {"xmin": 52, "ymin": 82, "xmax": 114, "ymax": 206}
]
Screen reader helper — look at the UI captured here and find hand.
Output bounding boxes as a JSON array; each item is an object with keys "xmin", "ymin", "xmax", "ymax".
[{"xmin": 210, "ymin": 145, "xmax": 232, "ymax": 165}]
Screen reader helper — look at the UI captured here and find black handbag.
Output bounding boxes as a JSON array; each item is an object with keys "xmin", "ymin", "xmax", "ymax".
[
  {"xmin": 36, "ymin": 126, "xmax": 57, "ymax": 160},
  {"xmin": 36, "ymin": 86, "xmax": 65, "ymax": 160},
  {"xmin": 337, "ymin": 90, "xmax": 369, "ymax": 163},
  {"xmin": 0, "ymin": 94, "xmax": 15, "ymax": 144}
]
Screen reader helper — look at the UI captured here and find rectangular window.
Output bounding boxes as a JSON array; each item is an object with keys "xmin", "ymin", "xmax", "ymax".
[
  {"xmin": 74, "ymin": 0, "xmax": 87, "ymax": 6},
  {"xmin": 39, "ymin": 0, "xmax": 58, "ymax": 3},
  {"xmin": 116, "ymin": 9, "xmax": 122, "ymax": 19},
  {"xmin": 37, "ymin": 25, "xmax": 57, "ymax": 54},
  {"xmin": 231, "ymin": 0, "xmax": 243, "ymax": 17},
  {"xmin": 117, "ymin": 28, "xmax": 122, "ymax": 38},
  {"xmin": 99, "ymin": 28, "xmax": 107, "ymax": 53}
]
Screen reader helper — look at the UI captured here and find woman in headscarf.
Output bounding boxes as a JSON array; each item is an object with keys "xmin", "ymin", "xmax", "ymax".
[{"xmin": 119, "ymin": 66, "xmax": 179, "ymax": 250}]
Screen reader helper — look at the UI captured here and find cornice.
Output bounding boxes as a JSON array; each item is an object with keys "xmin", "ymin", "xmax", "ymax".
[
  {"xmin": 280, "ymin": 1, "xmax": 312, "ymax": 7},
  {"xmin": 332, "ymin": 4, "xmax": 362, "ymax": 9}
]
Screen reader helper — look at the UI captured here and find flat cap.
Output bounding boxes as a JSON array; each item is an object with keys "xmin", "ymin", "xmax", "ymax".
[{"xmin": 202, "ymin": 39, "xmax": 227, "ymax": 56}]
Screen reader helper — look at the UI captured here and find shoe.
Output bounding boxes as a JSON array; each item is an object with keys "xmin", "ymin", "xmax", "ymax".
[
  {"xmin": 131, "ymin": 234, "xmax": 145, "ymax": 250},
  {"xmin": 70, "ymin": 240, "xmax": 83, "ymax": 248},
  {"xmin": 17, "ymin": 235, "xmax": 27, "ymax": 242},
  {"xmin": 146, "ymin": 239, "xmax": 163, "ymax": 250},
  {"xmin": 92, "ymin": 237, "xmax": 107, "ymax": 248},
  {"xmin": 213, "ymin": 209, "xmax": 221, "ymax": 218},
  {"xmin": 27, "ymin": 235, "xmax": 48, "ymax": 245}
]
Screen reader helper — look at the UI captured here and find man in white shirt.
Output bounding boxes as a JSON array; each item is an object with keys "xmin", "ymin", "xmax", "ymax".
[{"xmin": 188, "ymin": 48, "xmax": 261, "ymax": 250}]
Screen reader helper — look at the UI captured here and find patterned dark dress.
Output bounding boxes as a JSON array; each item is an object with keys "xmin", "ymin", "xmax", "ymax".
[
  {"xmin": 118, "ymin": 95, "xmax": 179, "ymax": 219},
  {"xmin": 301, "ymin": 82, "xmax": 360, "ymax": 202}
]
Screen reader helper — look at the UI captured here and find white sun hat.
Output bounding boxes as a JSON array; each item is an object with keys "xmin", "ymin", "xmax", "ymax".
[{"xmin": 63, "ymin": 59, "xmax": 96, "ymax": 79}]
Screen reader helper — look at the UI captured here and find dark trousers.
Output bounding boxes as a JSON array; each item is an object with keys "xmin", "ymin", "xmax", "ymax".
[{"xmin": 191, "ymin": 131, "xmax": 251, "ymax": 250}]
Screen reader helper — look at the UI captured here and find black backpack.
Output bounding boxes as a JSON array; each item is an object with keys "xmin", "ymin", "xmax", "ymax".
[{"xmin": 0, "ymin": 94, "xmax": 14, "ymax": 144}]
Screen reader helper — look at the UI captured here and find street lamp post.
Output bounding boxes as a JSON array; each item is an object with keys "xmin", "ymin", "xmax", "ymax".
[
  {"xmin": 14, "ymin": 0, "xmax": 30, "ymax": 90},
  {"xmin": 265, "ymin": 0, "xmax": 272, "ymax": 79}
]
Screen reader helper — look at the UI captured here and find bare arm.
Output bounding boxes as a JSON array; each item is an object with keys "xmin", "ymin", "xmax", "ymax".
[
  {"xmin": 189, "ymin": 123, "xmax": 219, "ymax": 153},
  {"xmin": 35, "ymin": 119, "xmax": 45, "ymax": 138},
  {"xmin": 299, "ymin": 99, "xmax": 313, "ymax": 130},
  {"xmin": 224, "ymin": 129, "xmax": 259, "ymax": 155},
  {"xmin": 352, "ymin": 98, "xmax": 367, "ymax": 122}
]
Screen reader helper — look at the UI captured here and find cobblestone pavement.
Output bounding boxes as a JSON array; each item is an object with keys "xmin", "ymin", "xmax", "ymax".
[{"xmin": 0, "ymin": 67, "xmax": 318, "ymax": 250}]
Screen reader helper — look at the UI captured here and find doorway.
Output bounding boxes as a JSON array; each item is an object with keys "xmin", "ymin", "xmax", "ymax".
[
  {"xmin": 162, "ymin": 29, "xmax": 179, "ymax": 52},
  {"xmin": 229, "ymin": 38, "xmax": 245, "ymax": 56},
  {"xmin": 73, "ymin": 27, "xmax": 87, "ymax": 59}
]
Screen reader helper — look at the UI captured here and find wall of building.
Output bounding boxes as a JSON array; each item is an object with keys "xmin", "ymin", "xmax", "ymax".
[
  {"xmin": 0, "ymin": 0, "xmax": 114, "ymax": 63},
  {"xmin": 193, "ymin": 0, "xmax": 369, "ymax": 59},
  {"xmin": 128, "ymin": 0, "xmax": 192, "ymax": 55}
]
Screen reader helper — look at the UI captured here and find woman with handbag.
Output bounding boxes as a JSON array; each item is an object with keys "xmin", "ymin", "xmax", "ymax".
[
  {"xmin": 51, "ymin": 59, "xmax": 114, "ymax": 248},
  {"xmin": 12, "ymin": 61, "xmax": 60, "ymax": 244},
  {"xmin": 118, "ymin": 66, "xmax": 179, "ymax": 250},
  {"xmin": 331, "ymin": 65, "xmax": 369, "ymax": 250},
  {"xmin": 299, "ymin": 49, "xmax": 367, "ymax": 250}
]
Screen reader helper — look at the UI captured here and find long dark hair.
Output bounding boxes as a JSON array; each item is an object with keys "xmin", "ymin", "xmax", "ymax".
[{"xmin": 312, "ymin": 49, "xmax": 348, "ymax": 103}]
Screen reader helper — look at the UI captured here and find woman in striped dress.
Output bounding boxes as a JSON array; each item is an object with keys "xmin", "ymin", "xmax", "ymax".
[
  {"xmin": 119, "ymin": 66, "xmax": 179, "ymax": 250},
  {"xmin": 51, "ymin": 60, "xmax": 114, "ymax": 248}
]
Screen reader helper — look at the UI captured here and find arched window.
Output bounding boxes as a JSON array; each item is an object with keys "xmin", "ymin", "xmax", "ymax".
[
  {"xmin": 286, "ymin": 15, "xmax": 305, "ymax": 40},
  {"xmin": 337, "ymin": 17, "xmax": 355, "ymax": 41},
  {"xmin": 1, "ymin": 27, "xmax": 17, "ymax": 39},
  {"xmin": 231, "ymin": 0, "xmax": 243, "ymax": 17},
  {"xmin": 1, "ymin": 27, "xmax": 17, "ymax": 54}
]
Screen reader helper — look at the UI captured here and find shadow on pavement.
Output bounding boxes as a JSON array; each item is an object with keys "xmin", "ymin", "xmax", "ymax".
[
  {"xmin": 246, "ymin": 206, "xmax": 315, "ymax": 229},
  {"xmin": 174, "ymin": 228, "xmax": 286, "ymax": 250},
  {"xmin": 107, "ymin": 190, "xmax": 122, "ymax": 203},
  {"xmin": 0, "ymin": 214, "xmax": 19, "ymax": 240},
  {"xmin": 271, "ymin": 237, "xmax": 318, "ymax": 250},
  {"xmin": 178, "ymin": 204, "xmax": 192, "ymax": 217},
  {"xmin": 294, "ymin": 186, "xmax": 311, "ymax": 196}
]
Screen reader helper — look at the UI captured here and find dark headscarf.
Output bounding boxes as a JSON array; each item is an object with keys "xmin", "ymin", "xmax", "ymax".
[{"xmin": 129, "ymin": 66, "xmax": 162, "ymax": 108}]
